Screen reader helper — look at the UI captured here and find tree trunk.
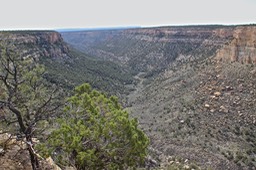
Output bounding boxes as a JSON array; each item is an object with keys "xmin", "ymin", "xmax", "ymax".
[
  {"xmin": 9, "ymin": 105, "xmax": 39, "ymax": 169},
  {"xmin": 26, "ymin": 129, "xmax": 39, "ymax": 170}
]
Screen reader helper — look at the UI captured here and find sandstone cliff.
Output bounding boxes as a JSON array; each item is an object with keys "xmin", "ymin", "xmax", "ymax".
[
  {"xmin": 216, "ymin": 26, "xmax": 256, "ymax": 64},
  {"xmin": 62, "ymin": 25, "xmax": 256, "ymax": 73},
  {"xmin": 61, "ymin": 26, "xmax": 234, "ymax": 74},
  {"xmin": 0, "ymin": 31, "xmax": 70, "ymax": 60}
]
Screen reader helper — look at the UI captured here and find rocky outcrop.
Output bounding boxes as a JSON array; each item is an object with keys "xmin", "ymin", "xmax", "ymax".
[
  {"xmin": 0, "ymin": 31, "xmax": 71, "ymax": 60},
  {"xmin": 0, "ymin": 132, "xmax": 65, "ymax": 170},
  {"xmin": 61, "ymin": 25, "xmax": 256, "ymax": 72},
  {"xmin": 61, "ymin": 26, "xmax": 234, "ymax": 73},
  {"xmin": 216, "ymin": 26, "xmax": 256, "ymax": 64}
]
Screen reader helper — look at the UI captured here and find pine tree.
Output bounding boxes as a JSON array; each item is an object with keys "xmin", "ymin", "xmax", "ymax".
[{"xmin": 0, "ymin": 44, "xmax": 62, "ymax": 170}]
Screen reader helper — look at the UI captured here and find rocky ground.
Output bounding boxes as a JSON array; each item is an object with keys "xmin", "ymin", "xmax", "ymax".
[
  {"xmin": 0, "ymin": 132, "xmax": 63, "ymax": 170},
  {"xmin": 127, "ymin": 58, "xmax": 256, "ymax": 170}
]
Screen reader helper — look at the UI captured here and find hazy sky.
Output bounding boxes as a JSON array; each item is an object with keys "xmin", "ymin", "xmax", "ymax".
[{"xmin": 1, "ymin": 0, "xmax": 255, "ymax": 30}]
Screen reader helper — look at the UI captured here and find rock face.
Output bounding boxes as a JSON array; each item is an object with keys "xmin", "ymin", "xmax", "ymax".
[
  {"xmin": 0, "ymin": 31, "xmax": 70, "ymax": 60},
  {"xmin": 61, "ymin": 25, "xmax": 256, "ymax": 74},
  {"xmin": 216, "ymin": 26, "xmax": 256, "ymax": 64},
  {"xmin": 61, "ymin": 26, "xmax": 233, "ymax": 72}
]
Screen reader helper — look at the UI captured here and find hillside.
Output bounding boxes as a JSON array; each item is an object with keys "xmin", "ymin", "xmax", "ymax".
[
  {"xmin": 61, "ymin": 25, "xmax": 234, "ymax": 76},
  {"xmin": 127, "ymin": 59, "xmax": 256, "ymax": 169},
  {"xmin": 41, "ymin": 48, "xmax": 134, "ymax": 96},
  {"xmin": 61, "ymin": 25, "xmax": 256, "ymax": 169},
  {"xmin": 0, "ymin": 31, "xmax": 134, "ymax": 96}
]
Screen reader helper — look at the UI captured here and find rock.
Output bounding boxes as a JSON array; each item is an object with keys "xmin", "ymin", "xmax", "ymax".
[
  {"xmin": 225, "ymin": 86, "xmax": 233, "ymax": 91},
  {"xmin": 180, "ymin": 120, "xmax": 185, "ymax": 123},
  {"xmin": 210, "ymin": 95, "xmax": 217, "ymax": 99},
  {"xmin": 205, "ymin": 104, "xmax": 210, "ymax": 108},
  {"xmin": 184, "ymin": 165, "xmax": 190, "ymax": 169},
  {"xmin": 46, "ymin": 157, "xmax": 62, "ymax": 170},
  {"xmin": 235, "ymin": 96, "xmax": 240, "ymax": 100},
  {"xmin": 146, "ymin": 155, "xmax": 159, "ymax": 167},
  {"xmin": 214, "ymin": 92, "xmax": 221, "ymax": 97},
  {"xmin": 220, "ymin": 106, "xmax": 228, "ymax": 113},
  {"xmin": 169, "ymin": 160, "xmax": 174, "ymax": 164}
]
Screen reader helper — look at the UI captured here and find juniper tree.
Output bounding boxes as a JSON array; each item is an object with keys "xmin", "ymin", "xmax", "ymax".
[{"xmin": 40, "ymin": 83, "xmax": 149, "ymax": 169}]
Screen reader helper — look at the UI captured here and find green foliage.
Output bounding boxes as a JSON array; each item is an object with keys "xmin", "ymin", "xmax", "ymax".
[
  {"xmin": 0, "ymin": 45, "xmax": 61, "ymax": 129},
  {"xmin": 41, "ymin": 48, "xmax": 135, "ymax": 96},
  {"xmin": 40, "ymin": 83, "xmax": 149, "ymax": 169},
  {"xmin": 0, "ymin": 44, "xmax": 63, "ymax": 169}
]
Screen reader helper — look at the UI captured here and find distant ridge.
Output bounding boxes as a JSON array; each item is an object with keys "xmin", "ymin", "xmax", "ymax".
[
  {"xmin": 56, "ymin": 26, "xmax": 141, "ymax": 32},
  {"xmin": 56, "ymin": 23, "xmax": 256, "ymax": 33}
]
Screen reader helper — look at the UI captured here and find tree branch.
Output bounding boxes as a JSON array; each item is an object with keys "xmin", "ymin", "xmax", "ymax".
[{"xmin": 8, "ymin": 104, "xmax": 26, "ymax": 133}]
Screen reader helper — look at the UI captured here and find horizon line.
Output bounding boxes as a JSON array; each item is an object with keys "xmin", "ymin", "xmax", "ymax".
[{"xmin": 0, "ymin": 22, "xmax": 256, "ymax": 31}]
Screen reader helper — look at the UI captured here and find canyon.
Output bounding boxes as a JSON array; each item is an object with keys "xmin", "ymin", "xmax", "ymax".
[
  {"xmin": 0, "ymin": 24, "xmax": 256, "ymax": 169},
  {"xmin": 61, "ymin": 25, "xmax": 256, "ymax": 170}
]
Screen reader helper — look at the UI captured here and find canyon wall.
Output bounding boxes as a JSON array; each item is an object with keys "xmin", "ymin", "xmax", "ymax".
[
  {"xmin": 215, "ymin": 26, "xmax": 256, "ymax": 64},
  {"xmin": 0, "ymin": 31, "xmax": 70, "ymax": 60},
  {"xmin": 61, "ymin": 25, "xmax": 256, "ymax": 72}
]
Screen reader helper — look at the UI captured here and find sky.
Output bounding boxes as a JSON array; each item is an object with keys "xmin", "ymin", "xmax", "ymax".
[{"xmin": 0, "ymin": 0, "xmax": 256, "ymax": 30}]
